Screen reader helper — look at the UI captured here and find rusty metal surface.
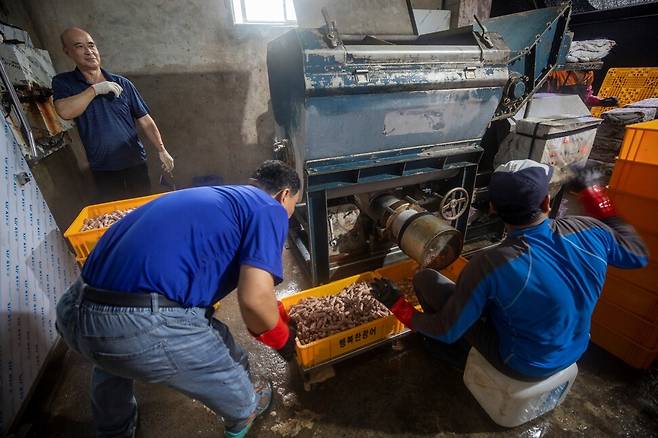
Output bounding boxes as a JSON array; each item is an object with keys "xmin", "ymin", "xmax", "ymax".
[
  {"xmin": 0, "ymin": 33, "xmax": 73, "ymax": 161},
  {"xmin": 35, "ymin": 98, "xmax": 64, "ymax": 136}
]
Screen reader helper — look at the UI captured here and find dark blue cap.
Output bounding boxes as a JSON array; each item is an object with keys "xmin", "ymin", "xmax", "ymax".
[{"xmin": 489, "ymin": 159, "xmax": 554, "ymax": 225}]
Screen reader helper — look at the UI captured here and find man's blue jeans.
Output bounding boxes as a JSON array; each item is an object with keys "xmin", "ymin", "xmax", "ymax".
[{"xmin": 56, "ymin": 278, "xmax": 257, "ymax": 437}]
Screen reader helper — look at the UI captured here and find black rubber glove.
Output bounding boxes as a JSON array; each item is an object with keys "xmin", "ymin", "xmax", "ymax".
[
  {"xmin": 566, "ymin": 164, "xmax": 603, "ymax": 192},
  {"xmin": 600, "ymin": 96, "xmax": 618, "ymax": 107},
  {"xmin": 371, "ymin": 278, "xmax": 403, "ymax": 309},
  {"xmin": 276, "ymin": 322, "xmax": 297, "ymax": 362}
]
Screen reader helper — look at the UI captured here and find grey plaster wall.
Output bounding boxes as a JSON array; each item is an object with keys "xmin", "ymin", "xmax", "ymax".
[
  {"xmin": 4, "ymin": 0, "xmax": 426, "ymax": 227},
  {"xmin": 444, "ymin": 0, "xmax": 491, "ymax": 28},
  {"xmin": 411, "ymin": 0, "xmax": 444, "ymax": 9},
  {"xmin": 16, "ymin": 0, "xmax": 444, "ymax": 193},
  {"xmin": 23, "ymin": 0, "xmax": 288, "ymax": 186},
  {"xmin": 0, "ymin": 2, "xmax": 96, "ymax": 228},
  {"xmin": 0, "ymin": 0, "xmax": 42, "ymax": 46},
  {"xmin": 294, "ymin": 0, "xmax": 416, "ymax": 34}
]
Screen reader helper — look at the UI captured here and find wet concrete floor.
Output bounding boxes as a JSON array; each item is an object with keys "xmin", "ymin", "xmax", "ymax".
[{"xmin": 15, "ymin": 250, "xmax": 658, "ymax": 437}]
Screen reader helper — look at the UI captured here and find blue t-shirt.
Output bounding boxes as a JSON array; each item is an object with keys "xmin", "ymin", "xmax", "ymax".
[
  {"xmin": 82, "ymin": 186, "xmax": 289, "ymax": 307},
  {"xmin": 52, "ymin": 68, "xmax": 149, "ymax": 171}
]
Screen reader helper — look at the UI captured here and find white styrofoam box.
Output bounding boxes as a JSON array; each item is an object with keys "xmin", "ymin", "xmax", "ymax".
[
  {"xmin": 494, "ymin": 115, "xmax": 603, "ymax": 190},
  {"xmin": 624, "ymin": 98, "xmax": 658, "ymax": 120},
  {"xmin": 514, "ymin": 93, "xmax": 591, "ymax": 119},
  {"xmin": 0, "ymin": 44, "xmax": 56, "ymax": 89},
  {"xmin": 0, "ymin": 24, "xmax": 33, "ymax": 47}
]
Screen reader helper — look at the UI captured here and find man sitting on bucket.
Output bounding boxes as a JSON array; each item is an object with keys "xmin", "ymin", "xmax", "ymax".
[{"xmin": 372, "ymin": 159, "xmax": 648, "ymax": 381}]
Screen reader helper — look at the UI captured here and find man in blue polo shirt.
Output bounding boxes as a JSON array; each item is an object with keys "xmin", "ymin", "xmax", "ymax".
[
  {"xmin": 56, "ymin": 160, "xmax": 301, "ymax": 438},
  {"xmin": 52, "ymin": 27, "xmax": 174, "ymax": 202},
  {"xmin": 373, "ymin": 159, "xmax": 648, "ymax": 380}
]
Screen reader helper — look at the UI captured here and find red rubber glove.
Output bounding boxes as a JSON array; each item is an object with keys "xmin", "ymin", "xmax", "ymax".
[
  {"xmin": 389, "ymin": 297, "xmax": 417, "ymax": 330},
  {"xmin": 277, "ymin": 300, "xmax": 289, "ymax": 323},
  {"xmin": 569, "ymin": 165, "xmax": 617, "ymax": 220},
  {"xmin": 251, "ymin": 302, "xmax": 296, "ymax": 362},
  {"xmin": 579, "ymin": 185, "xmax": 617, "ymax": 220}
]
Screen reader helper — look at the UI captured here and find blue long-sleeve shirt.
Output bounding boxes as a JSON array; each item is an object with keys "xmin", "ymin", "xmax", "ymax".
[{"xmin": 411, "ymin": 216, "xmax": 649, "ymax": 376}]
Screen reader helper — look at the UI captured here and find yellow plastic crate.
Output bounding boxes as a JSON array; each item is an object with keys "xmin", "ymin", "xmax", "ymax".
[
  {"xmin": 375, "ymin": 259, "xmax": 418, "ymax": 282},
  {"xmin": 64, "ymin": 193, "xmax": 166, "ymax": 260},
  {"xmin": 281, "ymin": 257, "xmax": 468, "ymax": 369},
  {"xmin": 591, "ymin": 67, "xmax": 658, "ymax": 117},
  {"xmin": 374, "ymin": 257, "xmax": 466, "ymax": 283},
  {"xmin": 280, "ymin": 271, "xmax": 394, "ymax": 368}
]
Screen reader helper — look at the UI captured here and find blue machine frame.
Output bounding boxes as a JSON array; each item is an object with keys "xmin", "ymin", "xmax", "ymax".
[{"xmin": 267, "ymin": 5, "xmax": 572, "ymax": 284}]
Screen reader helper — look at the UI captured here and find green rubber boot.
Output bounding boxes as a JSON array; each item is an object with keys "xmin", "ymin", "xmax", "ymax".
[{"xmin": 224, "ymin": 379, "xmax": 273, "ymax": 438}]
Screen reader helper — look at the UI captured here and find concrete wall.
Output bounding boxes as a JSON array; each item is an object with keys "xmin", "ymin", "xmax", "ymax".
[
  {"xmin": 23, "ymin": 0, "xmax": 288, "ymax": 187},
  {"xmin": 0, "ymin": 0, "xmax": 42, "ymax": 46},
  {"xmin": 1, "ymin": 0, "xmax": 429, "ymax": 228},
  {"xmin": 411, "ymin": 0, "xmax": 444, "ymax": 9},
  {"xmin": 0, "ymin": 2, "xmax": 95, "ymax": 228}
]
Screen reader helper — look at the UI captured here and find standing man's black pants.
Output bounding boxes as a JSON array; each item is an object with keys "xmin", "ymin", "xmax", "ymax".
[{"xmin": 92, "ymin": 162, "xmax": 151, "ymax": 203}]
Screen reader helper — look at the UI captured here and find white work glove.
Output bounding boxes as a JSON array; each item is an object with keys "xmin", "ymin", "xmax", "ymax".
[
  {"xmin": 159, "ymin": 149, "xmax": 174, "ymax": 173},
  {"xmin": 92, "ymin": 81, "xmax": 123, "ymax": 97}
]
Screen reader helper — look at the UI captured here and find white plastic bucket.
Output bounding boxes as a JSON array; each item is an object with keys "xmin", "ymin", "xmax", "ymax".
[{"xmin": 463, "ymin": 348, "xmax": 578, "ymax": 427}]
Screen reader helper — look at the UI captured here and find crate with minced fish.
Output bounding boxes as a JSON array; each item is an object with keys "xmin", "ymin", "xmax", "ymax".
[{"xmin": 280, "ymin": 258, "xmax": 466, "ymax": 368}]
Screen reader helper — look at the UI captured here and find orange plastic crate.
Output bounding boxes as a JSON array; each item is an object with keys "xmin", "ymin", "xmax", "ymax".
[
  {"xmin": 592, "ymin": 297, "xmax": 658, "ymax": 350},
  {"xmin": 591, "ymin": 68, "xmax": 658, "ymax": 117},
  {"xmin": 635, "ymin": 227, "xmax": 658, "ymax": 264},
  {"xmin": 609, "ymin": 190, "xmax": 658, "ymax": 235},
  {"xmin": 601, "ymin": 273, "xmax": 658, "ymax": 324},
  {"xmin": 590, "ymin": 320, "xmax": 657, "ymax": 369},
  {"xmin": 617, "ymin": 120, "xmax": 658, "ymax": 166},
  {"xmin": 64, "ymin": 193, "xmax": 166, "ymax": 260},
  {"xmin": 608, "ymin": 263, "xmax": 658, "ymax": 295},
  {"xmin": 608, "ymin": 262, "xmax": 658, "ymax": 293},
  {"xmin": 281, "ymin": 257, "xmax": 467, "ymax": 369},
  {"xmin": 609, "ymin": 160, "xmax": 658, "ymax": 201}
]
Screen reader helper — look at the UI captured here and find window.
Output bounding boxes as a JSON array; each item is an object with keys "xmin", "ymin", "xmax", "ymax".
[{"xmin": 231, "ymin": 0, "xmax": 297, "ymax": 25}]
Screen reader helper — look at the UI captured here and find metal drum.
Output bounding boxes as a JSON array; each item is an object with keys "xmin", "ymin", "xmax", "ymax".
[
  {"xmin": 397, "ymin": 213, "xmax": 462, "ymax": 270},
  {"xmin": 372, "ymin": 194, "xmax": 463, "ymax": 270}
]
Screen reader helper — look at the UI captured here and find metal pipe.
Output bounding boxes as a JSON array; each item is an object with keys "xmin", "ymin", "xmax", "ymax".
[
  {"xmin": 289, "ymin": 226, "xmax": 312, "ymax": 264},
  {"xmin": 342, "ymin": 45, "xmax": 485, "ymax": 62},
  {"xmin": 0, "ymin": 57, "xmax": 37, "ymax": 159}
]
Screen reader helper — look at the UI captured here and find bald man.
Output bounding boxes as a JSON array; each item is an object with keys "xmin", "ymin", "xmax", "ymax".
[{"xmin": 52, "ymin": 28, "xmax": 174, "ymax": 202}]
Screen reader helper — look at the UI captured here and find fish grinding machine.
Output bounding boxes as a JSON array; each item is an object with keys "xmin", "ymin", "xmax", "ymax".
[{"xmin": 267, "ymin": 4, "xmax": 572, "ymax": 285}]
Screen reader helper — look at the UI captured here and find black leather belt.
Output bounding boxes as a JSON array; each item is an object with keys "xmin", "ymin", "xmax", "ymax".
[{"xmin": 82, "ymin": 283, "xmax": 185, "ymax": 308}]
